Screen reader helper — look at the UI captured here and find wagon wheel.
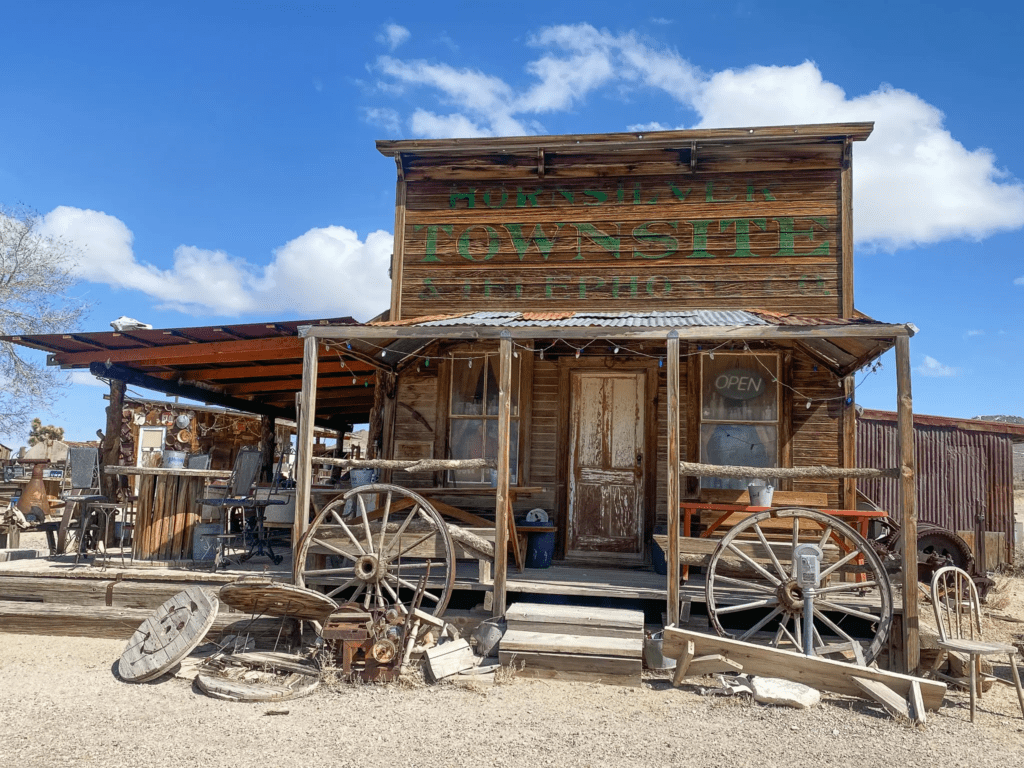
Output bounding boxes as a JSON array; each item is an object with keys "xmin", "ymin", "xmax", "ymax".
[
  {"xmin": 706, "ymin": 507, "xmax": 893, "ymax": 664},
  {"xmin": 293, "ymin": 483, "xmax": 455, "ymax": 622}
]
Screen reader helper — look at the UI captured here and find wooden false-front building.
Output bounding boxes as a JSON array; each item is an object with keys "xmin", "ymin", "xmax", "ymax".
[{"xmin": 295, "ymin": 123, "xmax": 922, "ymax": 665}]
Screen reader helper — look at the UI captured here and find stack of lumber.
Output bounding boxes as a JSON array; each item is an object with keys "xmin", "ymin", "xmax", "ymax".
[{"xmin": 499, "ymin": 602, "xmax": 643, "ymax": 686}]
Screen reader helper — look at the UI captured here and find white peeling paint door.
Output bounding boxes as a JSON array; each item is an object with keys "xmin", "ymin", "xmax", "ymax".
[{"xmin": 567, "ymin": 370, "xmax": 645, "ymax": 561}]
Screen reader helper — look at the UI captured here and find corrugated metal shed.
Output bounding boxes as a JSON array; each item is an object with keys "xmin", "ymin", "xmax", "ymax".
[{"xmin": 857, "ymin": 409, "xmax": 1024, "ymax": 561}]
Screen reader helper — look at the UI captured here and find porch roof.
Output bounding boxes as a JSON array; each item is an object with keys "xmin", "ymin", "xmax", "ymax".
[
  {"xmin": 302, "ymin": 310, "xmax": 915, "ymax": 378},
  {"xmin": 2, "ymin": 317, "xmax": 382, "ymax": 428}
]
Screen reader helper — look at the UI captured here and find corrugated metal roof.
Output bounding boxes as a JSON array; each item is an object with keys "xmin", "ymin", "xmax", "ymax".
[{"xmin": 411, "ymin": 310, "xmax": 771, "ymax": 328}]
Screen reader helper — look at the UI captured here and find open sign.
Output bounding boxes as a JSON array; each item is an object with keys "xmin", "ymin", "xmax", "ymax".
[{"xmin": 714, "ymin": 369, "xmax": 766, "ymax": 400}]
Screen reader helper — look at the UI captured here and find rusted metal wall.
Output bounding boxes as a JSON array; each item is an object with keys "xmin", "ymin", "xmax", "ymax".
[{"xmin": 857, "ymin": 416, "xmax": 1016, "ymax": 556}]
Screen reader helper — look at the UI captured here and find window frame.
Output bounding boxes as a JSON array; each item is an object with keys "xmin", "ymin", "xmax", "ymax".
[
  {"xmin": 698, "ymin": 351, "xmax": 781, "ymax": 489},
  {"xmin": 443, "ymin": 346, "xmax": 528, "ymax": 486}
]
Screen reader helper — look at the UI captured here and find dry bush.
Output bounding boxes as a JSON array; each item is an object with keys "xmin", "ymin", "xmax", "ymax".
[{"xmin": 494, "ymin": 656, "xmax": 524, "ymax": 685}]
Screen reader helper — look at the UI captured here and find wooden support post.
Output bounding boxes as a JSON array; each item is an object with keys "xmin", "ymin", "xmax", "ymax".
[
  {"xmin": 293, "ymin": 336, "xmax": 319, "ymax": 566},
  {"xmin": 666, "ymin": 332, "xmax": 681, "ymax": 627},
  {"xmin": 492, "ymin": 332, "xmax": 513, "ymax": 617},
  {"xmin": 841, "ymin": 139, "xmax": 854, "ymax": 319},
  {"xmin": 258, "ymin": 415, "xmax": 276, "ymax": 484},
  {"xmin": 895, "ymin": 334, "xmax": 919, "ymax": 674},
  {"xmin": 100, "ymin": 378, "xmax": 126, "ymax": 498}
]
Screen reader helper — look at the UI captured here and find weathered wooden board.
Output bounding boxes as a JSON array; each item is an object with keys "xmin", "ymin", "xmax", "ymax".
[
  {"xmin": 662, "ymin": 626, "xmax": 946, "ymax": 710},
  {"xmin": 196, "ymin": 659, "xmax": 319, "ymax": 702},
  {"xmin": 118, "ymin": 587, "xmax": 218, "ymax": 683},
  {"xmin": 505, "ymin": 602, "xmax": 644, "ymax": 639},
  {"xmin": 219, "ymin": 578, "xmax": 338, "ymax": 622},
  {"xmin": 0, "ymin": 599, "xmax": 297, "ymax": 643},
  {"xmin": 501, "ymin": 629, "xmax": 642, "ymax": 659},
  {"xmin": 398, "ymin": 171, "xmax": 843, "ymax": 318},
  {"xmin": 499, "ymin": 649, "xmax": 641, "ymax": 681}
]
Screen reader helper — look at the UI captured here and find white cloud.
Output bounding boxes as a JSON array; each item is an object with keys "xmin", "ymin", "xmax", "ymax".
[
  {"xmin": 378, "ymin": 24, "xmax": 410, "ymax": 51},
  {"xmin": 917, "ymin": 355, "xmax": 959, "ymax": 377},
  {"xmin": 373, "ymin": 25, "xmax": 1024, "ymax": 250},
  {"xmin": 650, "ymin": 17, "xmax": 672, "ymax": 25},
  {"xmin": 1015, "ymin": 276, "xmax": 1024, "ymax": 285},
  {"xmin": 627, "ymin": 121, "xmax": 673, "ymax": 132},
  {"xmin": 964, "ymin": 330, "xmax": 984, "ymax": 337},
  {"xmin": 70, "ymin": 370, "xmax": 106, "ymax": 387},
  {"xmin": 40, "ymin": 207, "xmax": 392, "ymax": 322},
  {"xmin": 363, "ymin": 107, "xmax": 401, "ymax": 134}
]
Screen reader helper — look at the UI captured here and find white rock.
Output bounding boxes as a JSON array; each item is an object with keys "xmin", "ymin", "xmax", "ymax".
[{"xmin": 750, "ymin": 677, "xmax": 821, "ymax": 709}]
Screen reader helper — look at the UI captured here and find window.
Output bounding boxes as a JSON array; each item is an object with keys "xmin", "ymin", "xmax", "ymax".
[
  {"xmin": 448, "ymin": 351, "xmax": 521, "ymax": 484},
  {"xmin": 699, "ymin": 352, "xmax": 779, "ymax": 490}
]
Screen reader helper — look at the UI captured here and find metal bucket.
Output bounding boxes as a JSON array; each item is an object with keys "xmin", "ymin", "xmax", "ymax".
[
  {"xmin": 643, "ymin": 632, "xmax": 676, "ymax": 670},
  {"xmin": 472, "ymin": 617, "xmax": 506, "ymax": 657},
  {"xmin": 748, "ymin": 481, "xmax": 774, "ymax": 506},
  {"xmin": 162, "ymin": 450, "xmax": 187, "ymax": 469}
]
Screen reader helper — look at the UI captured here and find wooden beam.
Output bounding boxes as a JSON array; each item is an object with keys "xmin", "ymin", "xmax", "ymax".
[
  {"xmin": 492, "ymin": 332, "xmax": 513, "ymax": 617},
  {"xmin": 302, "ymin": 323, "xmax": 914, "ymax": 343},
  {"xmin": 895, "ymin": 334, "xmax": 919, "ymax": 674},
  {"xmin": 662, "ymin": 626, "xmax": 945, "ymax": 710},
  {"xmin": 391, "ymin": 157, "xmax": 407, "ymax": 320},
  {"xmin": 293, "ymin": 337, "xmax": 319, "ymax": 562},
  {"xmin": 176, "ymin": 359, "xmax": 376, "ymax": 383},
  {"xmin": 841, "ymin": 139, "xmax": 854, "ymax": 318},
  {"xmin": 223, "ymin": 372, "xmax": 374, "ymax": 395},
  {"xmin": 88, "ymin": 362, "xmax": 308, "ymax": 425},
  {"xmin": 56, "ymin": 335, "xmax": 303, "ymax": 368},
  {"xmin": 666, "ymin": 332, "xmax": 681, "ymax": 626},
  {"xmin": 375, "ymin": 122, "xmax": 876, "ymax": 157}
]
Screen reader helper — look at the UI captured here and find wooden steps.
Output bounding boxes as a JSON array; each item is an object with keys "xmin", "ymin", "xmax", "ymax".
[{"xmin": 499, "ymin": 602, "xmax": 644, "ymax": 686}]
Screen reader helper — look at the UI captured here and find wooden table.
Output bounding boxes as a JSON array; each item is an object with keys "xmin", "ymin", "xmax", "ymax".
[
  {"xmin": 679, "ymin": 502, "xmax": 889, "ymax": 579},
  {"xmin": 106, "ymin": 466, "xmax": 231, "ymax": 561}
]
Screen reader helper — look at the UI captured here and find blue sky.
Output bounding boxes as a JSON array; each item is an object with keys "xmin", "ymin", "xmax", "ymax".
[{"xmin": 2, "ymin": 1, "xmax": 1022, "ymax": 447}]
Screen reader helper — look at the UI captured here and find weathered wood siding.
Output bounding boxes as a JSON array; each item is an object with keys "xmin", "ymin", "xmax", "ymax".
[
  {"xmin": 398, "ymin": 170, "xmax": 843, "ymax": 319},
  {"xmin": 391, "ymin": 367, "xmax": 439, "ymax": 488},
  {"xmin": 789, "ymin": 352, "xmax": 845, "ymax": 507}
]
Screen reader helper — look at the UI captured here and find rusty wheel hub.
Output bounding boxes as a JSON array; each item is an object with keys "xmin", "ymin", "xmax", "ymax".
[{"xmin": 777, "ymin": 579, "xmax": 806, "ymax": 615}]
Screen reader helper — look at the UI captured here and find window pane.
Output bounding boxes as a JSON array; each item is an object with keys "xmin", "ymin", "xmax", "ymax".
[
  {"xmin": 483, "ymin": 419, "xmax": 519, "ymax": 484},
  {"xmin": 450, "ymin": 419, "xmax": 484, "ymax": 483},
  {"xmin": 700, "ymin": 424, "xmax": 778, "ymax": 490},
  {"xmin": 702, "ymin": 354, "xmax": 778, "ymax": 422},
  {"xmin": 485, "ymin": 354, "xmax": 521, "ymax": 416},
  {"xmin": 451, "ymin": 357, "xmax": 485, "ymax": 415}
]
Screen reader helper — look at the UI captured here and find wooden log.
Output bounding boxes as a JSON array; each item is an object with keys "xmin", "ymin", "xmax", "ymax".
[
  {"xmin": 662, "ymin": 626, "xmax": 945, "ymax": 710},
  {"xmin": 679, "ymin": 461, "xmax": 898, "ymax": 480},
  {"xmin": 313, "ymin": 457, "xmax": 494, "ymax": 471}
]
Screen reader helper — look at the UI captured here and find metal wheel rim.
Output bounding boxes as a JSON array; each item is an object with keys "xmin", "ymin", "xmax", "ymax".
[
  {"xmin": 705, "ymin": 506, "xmax": 893, "ymax": 664},
  {"xmin": 293, "ymin": 483, "xmax": 456, "ymax": 622}
]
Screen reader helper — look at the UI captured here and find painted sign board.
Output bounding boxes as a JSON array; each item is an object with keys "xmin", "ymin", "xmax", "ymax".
[{"xmin": 398, "ymin": 169, "xmax": 844, "ymax": 318}]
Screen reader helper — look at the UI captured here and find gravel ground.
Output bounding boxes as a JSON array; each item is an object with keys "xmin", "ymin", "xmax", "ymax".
[{"xmin": 3, "ymin": 627, "xmax": 1024, "ymax": 768}]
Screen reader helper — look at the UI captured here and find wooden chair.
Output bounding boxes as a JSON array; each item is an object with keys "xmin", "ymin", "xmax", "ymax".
[{"xmin": 931, "ymin": 566, "xmax": 1024, "ymax": 722}]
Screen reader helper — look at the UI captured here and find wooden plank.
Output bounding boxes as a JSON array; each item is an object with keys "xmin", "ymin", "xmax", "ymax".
[
  {"xmin": 698, "ymin": 489, "xmax": 830, "ymax": 507},
  {"xmin": 505, "ymin": 602, "xmax": 643, "ymax": 634},
  {"xmin": 499, "ymin": 649, "xmax": 641, "ymax": 680},
  {"xmin": 840, "ymin": 139, "xmax": 854, "ymax": 318},
  {"xmin": 0, "ymin": 599, "xmax": 298, "ymax": 642},
  {"xmin": 672, "ymin": 640, "xmax": 695, "ymax": 687},
  {"xmin": 391, "ymin": 158, "xmax": 407, "ymax": 319},
  {"xmin": 851, "ymin": 676, "xmax": 911, "ymax": 720},
  {"xmin": 895, "ymin": 335, "xmax": 919, "ymax": 674},
  {"xmin": 503, "ymin": 663, "xmax": 640, "ymax": 687},
  {"xmin": 667, "ymin": 332, "xmax": 681, "ymax": 625},
  {"xmin": 662, "ymin": 626, "xmax": 945, "ymax": 710},
  {"xmin": 500, "ymin": 629, "xmax": 642, "ymax": 658},
  {"xmin": 909, "ymin": 680, "xmax": 927, "ymax": 725}
]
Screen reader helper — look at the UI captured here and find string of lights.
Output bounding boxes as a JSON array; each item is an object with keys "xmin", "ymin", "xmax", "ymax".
[{"xmin": 322, "ymin": 335, "xmax": 881, "ymax": 407}]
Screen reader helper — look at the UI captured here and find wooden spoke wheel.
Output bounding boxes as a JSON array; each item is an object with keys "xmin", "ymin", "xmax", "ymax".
[
  {"xmin": 705, "ymin": 507, "xmax": 893, "ymax": 664},
  {"xmin": 294, "ymin": 484, "xmax": 455, "ymax": 621}
]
